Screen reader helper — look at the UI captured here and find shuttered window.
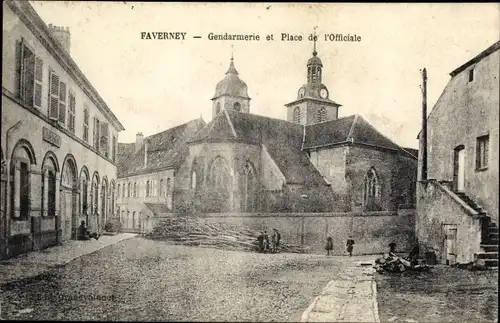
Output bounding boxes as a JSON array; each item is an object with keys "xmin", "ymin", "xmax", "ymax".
[
  {"xmin": 83, "ymin": 107, "xmax": 89, "ymax": 142},
  {"xmin": 100, "ymin": 122, "xmax": 109, "ymax": 156},
  {"xmin": 112, "ymin": 136, "xmax": 117, "ymax": 162},
  {"xmin": 58, "ymin": 81, "xmax": 67, "ymax": 125},
  {"xmin": 93, "ymin": 117, "xmax": 100, "ymax": 150},
  {"xmin": 20, "ymin": 39, "xmax": 43, "ymax": 109},
  {"xmin": 68, "ymin": 91, "xmax": 76, "ymax": 133},
  {"xmin": 48, "ymin": 71, "xmax": 60, "ymax": 120}
]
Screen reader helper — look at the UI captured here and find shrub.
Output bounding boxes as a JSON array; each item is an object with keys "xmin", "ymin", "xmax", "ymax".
[{"xmin": 104, "ymin": 218, "xmax": 123, "ymax": 232}]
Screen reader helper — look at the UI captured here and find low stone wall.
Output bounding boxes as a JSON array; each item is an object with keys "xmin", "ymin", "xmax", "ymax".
[{"xmin": 150, "ymin": 209, "xmax": 416, "ymax": 255}]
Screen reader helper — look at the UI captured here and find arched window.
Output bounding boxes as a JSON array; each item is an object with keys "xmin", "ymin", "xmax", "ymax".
[
  {"xmin": 117, "ymin": 184, "xmax": 120, "ymax": 198},
  {"xmin": 293, "ymin": 107, "xmax": 301, "ymax": 124},
  {"xmin": 134, "ymin": 182, "xmax": 137, "ymax": 198},
  {"xmin": 11, "ymin": 142, "xmax": 36, "ymax": 220},
  {"xmin": 243, "ymin": 161, "xmax": 257, "ymax": 212},
  {"xmin": 363, "ymin": 167, "xmax": 381, "ymax": 211},
  {"xmin": 233, "ymin": 102, "xmax": 241, "ymax": 112},
  {"xmin": 146, "ymin": 180, "xmax": 150, "ymax": 197},
  {"xmin": 317, "ymin": 107, "xmax": 327, "ymax": 123},
  {"xmin": 215, "ymin": 102, "xmax": 221, "ymax": 115},
  {"xmin": 127, "ymin": 183, "xmax": 131, "ymax": 198},
  {"xmin": 208, "ymin": 156, "xmax": 232, "ymax": 212},
  {"xmin": 159, "ymin": 179, "xmax": 164, "ymax": 197}
]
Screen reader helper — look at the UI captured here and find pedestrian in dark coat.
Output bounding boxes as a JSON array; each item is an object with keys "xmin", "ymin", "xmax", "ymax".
[
  {"xmin": 257, "ymin": 232, "xmax": 265, "ymax": 253},
  {"xmin": 272, "ymin": 228, "xmax": 281, "ymax": 253},
  {"xmin": 346, "ymin": 236, "xmax": 355, "ymax": 257},
  {"xmin": 325, "ymin": 237, "xmax": 333, "ymax": 256}
]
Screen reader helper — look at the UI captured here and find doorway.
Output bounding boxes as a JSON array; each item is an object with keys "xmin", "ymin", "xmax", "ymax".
[
  {"xmin": 453, "ymin": 146, "xmax": 465, "ymax": 192},
  {"xmin": 443, "ymin": 224, "xmax": 458, "ymax": 265}
]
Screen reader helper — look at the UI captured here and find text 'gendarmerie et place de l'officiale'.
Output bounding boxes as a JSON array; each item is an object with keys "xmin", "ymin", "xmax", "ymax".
[{"xmin": 140, "ymin": 32, "xmax": 362, "ymax": 42}]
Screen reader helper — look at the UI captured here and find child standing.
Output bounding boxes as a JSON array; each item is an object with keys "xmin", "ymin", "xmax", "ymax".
[
  {"xmin": 346, "ymin": 236, "xmax": 355, "ymax": 257},
  {"xmin": 325, "ymin": 237, "xmax": 334, "ymax": 256}
]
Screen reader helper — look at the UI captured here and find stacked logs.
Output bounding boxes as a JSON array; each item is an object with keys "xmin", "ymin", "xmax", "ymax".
[{"xmin": 145, "ymin": 217, "xmax": 309, "ymax": 253}]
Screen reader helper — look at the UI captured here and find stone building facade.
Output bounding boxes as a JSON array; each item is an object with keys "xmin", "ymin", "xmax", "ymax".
[
  {"xmin": 173, "ymin": 48, "xmax": 418, "ymax": 214},
  {"xmin": 1, "ymin": 0, "xmax": 125, "ymax": 259},
  {"xmin": 416, "ymin": 41, "xmax": 499, "ymax": 266},
  {"xmin": 116, "ymin": 119, "xmax": 206, "ymax": 232}
]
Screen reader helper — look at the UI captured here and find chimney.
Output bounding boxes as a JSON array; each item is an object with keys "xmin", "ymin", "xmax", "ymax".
[
  {"xmin": 421, "ymin": 68, "xmax": 428, "ymax": 181},
  {"xmin": 135, "ymin": 132, "xmax": 144, "ymax": 153},
  {"xmin": 48, "ymin": 24, "xmax": 71, "ymax": 54},
  {"xmin": 144, "ymin": 138, "xmax": 149, "ymax": 168}
]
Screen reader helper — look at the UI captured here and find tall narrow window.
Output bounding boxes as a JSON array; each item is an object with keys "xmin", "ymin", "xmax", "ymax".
[
  {"xmin": 93, "ymin": 117, "xmax": 100, "ymax": 150},
  {"xmin": 19, "ymin": 39, "xmax": 43, "ymax": 108},
  {"xmin": 134, "ymin": 182, "xmax": 137, "ymax": 197},
  {"xmin": 112, "ymin": 136, "xmax": 117, "ymax": 162},
  {"xmin": 293, "ymin": 107, "xmax": 301, "ymax": 124},
  {"xmin": 58, "ymin": 81, "xmax": 67, "ymax": 125},
  {"xmin": 476, "ymin": 135, "xmax": 489, "ymax": 170},
  {"xmin": 68, "ymin": 92, "xmax": 76, "ymax": 133},
  {"xmin": 48, "ymin": 71, "xmax": 60, "ymax": 120},
  {"xmin": 469, "ymin": 68, "xmax": 474, "ymax": 82},
  {"xmin": 159, "ymin": 179, "xmax": 164, "ymax": 197},
  {"xmin": 146, "ymin": 181, "xmax": 150, "ymax": 197},
  {"xmin": 363, "ymin": 168, "xmax": 381, "ymax": 211},
  {"xmin": 166, "ymin": 178, "xmax": 172, "ymax": 198},
  {"xmin": 191, "ymin": 172, "xmax": 197, "ymax": 189},
  {"xmin": 127, "ymin": 183, "xmax": 131, "ymax": 198},
  {"xmin": 20, "ymin": 162, "xmax": 30, "ymax": 219},
  {"xmin": 83, "ymin": 107, "xmax": 89, "ymax": 142},
  {"xmin": 47, "ymin": 170, "xmax": 56, "ymax": 217},
  {"xmin": 122, "ymin": 184, "xmax": 125, "ymax": 198},
  {"xmin": 117, "ymin": 184, "xmax": 121, "ymax": 198}
]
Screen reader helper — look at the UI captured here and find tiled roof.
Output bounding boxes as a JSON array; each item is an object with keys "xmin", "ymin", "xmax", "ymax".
[
  {"xmin": 304, "ymin": 114, "xmax": 406, "ymax": 153},
  {"xmin": 191, "ymin": 110, "xmax": 329, "ymax": 186},
  {"xmin": 403, "ymin": 147, "xmax": 418, "ymax": 158},
  {"xmin": 117, "ymin": 118, "xmax": 206, "ymax": 177}
]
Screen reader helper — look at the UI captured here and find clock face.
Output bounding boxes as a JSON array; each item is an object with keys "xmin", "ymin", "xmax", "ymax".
[
  {"xmin": 298, "ymin": 87, "xmax": 306, "ymax": 98},
  {"xmin": 320, "ymin": 88, "xmax": 328, "ymax": 99}
]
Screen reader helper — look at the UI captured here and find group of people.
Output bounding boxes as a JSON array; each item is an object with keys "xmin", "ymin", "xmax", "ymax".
[
  {"xmin": 77, "ymin": 220, "xmax": 100, "ymax": 241},
  {"xmin": 257, "ymin": 229, "xmax": 281, "ymax": 253},
  {"xmin": 325, "ymin": 235, "xmax": 355, "ymax": 257}
]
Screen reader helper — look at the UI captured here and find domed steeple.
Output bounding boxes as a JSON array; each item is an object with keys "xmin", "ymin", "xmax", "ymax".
[
  {"xmin": 211, "ymin": 54, "xmax": 251, "ymax": 119},
  {"xmin": 212, "ymin": 56, "xmax": 250, "ymax": 100}
]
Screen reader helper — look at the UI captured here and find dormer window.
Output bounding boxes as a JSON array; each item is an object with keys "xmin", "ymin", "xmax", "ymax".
[
  {"xmin": 469, "ymin": 68, "xmax": 474, "ymax": 82},
  {"xmin": 234, "ymin": 102, "xmax": 241, "ymax": 112}
]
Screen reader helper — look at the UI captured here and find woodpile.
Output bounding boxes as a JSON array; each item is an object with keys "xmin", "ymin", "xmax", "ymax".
[{"xmin": 144, "ymin": 217, "xmax": 309, "ymax": 253}]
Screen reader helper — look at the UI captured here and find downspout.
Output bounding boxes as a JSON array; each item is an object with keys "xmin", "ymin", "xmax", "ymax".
[
  {"xmin": 421, "ymin": 68, "xmax": 428, "ymax": 181},
  {"xmin": 4, "ymin": 121, "xmax": 23, "ymax": 254}
]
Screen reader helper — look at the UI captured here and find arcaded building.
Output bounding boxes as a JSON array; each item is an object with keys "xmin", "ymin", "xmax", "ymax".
[{"xmin": 1, "ymin": 0, "xmax": 125, "ymax": 258}]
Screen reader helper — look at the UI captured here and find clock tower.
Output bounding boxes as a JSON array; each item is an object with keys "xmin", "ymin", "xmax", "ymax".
[{"xmin": 285, "ymin": 35, "xmax": 341, "ymax": 125}]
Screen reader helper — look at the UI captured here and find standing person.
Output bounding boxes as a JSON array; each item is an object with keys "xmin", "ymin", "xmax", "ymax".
[
  {"xmin": 273, "ymin": 228, "xmax": 281, "ymax": 253},
  {"xmin": 389, "ymin": 242, "xmax": 397, "ymax": 255},
  {"xmin": 346, "ymin": 236, "xmax": 355, "ymax": 257},
  {"xmin": 264, "ymin": 230, "xmax": 270, "ymax": 253},
  {"xmin": 257, "ymin": 232, "xmax": 265, "ymax": 253},
  {"xmin": 271, "ymin": 233, "xmax": 277, "ymax": 253},
  {"xmin": 325, "ymin": 237, "xmax": 334, "ymax": 256}
]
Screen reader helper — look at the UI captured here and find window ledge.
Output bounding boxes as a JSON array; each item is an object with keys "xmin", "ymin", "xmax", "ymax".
[{"xmin": 475, "ymin": 167, "xmax": 488, "ymax": 172}]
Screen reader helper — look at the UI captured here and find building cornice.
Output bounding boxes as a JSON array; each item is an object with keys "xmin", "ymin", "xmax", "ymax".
[
  {"xmin": 3, "ymin": 87, "xmax": 118, "ymax": 167},
  {"xmin": 6, "ymin": 0, "xmax": 125, "ymax": 132},
  {"xmin": 285, "ymin": 96, "xmax": 341, "ymax": 107}
]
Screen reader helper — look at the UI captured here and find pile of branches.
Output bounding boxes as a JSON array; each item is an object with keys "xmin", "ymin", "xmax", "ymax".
[
  {"xmin": 144, "ymin": 216, "xmax": 309, "ymax": 253},
  {"xmin": 374, "ymin": 252, "xmax": 432, "ymax": 274}
]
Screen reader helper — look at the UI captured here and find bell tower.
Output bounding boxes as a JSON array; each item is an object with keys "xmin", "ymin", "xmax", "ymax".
[
  {"xmin": 285, "ymin": 29, "xmax": 341, "ymax": 125},
  {"xmin": 211, "ymin": 52, "xmax": 251, "ymax": 119}
]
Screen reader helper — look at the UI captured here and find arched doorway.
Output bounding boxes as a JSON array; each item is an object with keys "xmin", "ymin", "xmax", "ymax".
[
  {"xmin": 60, "ymin": 156, "xmax": 78, "ymax": 240},
  {"xmin": 90, "ymin": 172, "xmax": 99, "ymax": 233},
  {"xmin": 101, "ymin": 177, "xmax": 108, "ymax": 232},
  {"xmin": 79, "ymin": 166, "xmax": 90, "ymax": 227}
]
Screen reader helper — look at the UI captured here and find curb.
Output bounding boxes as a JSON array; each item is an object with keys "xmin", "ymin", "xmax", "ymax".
[
  {"xmin": 301, "ymin": 280, "xmax": 335, "ymax": 322},
  {"xmin": 0, "ymin": 234, "xmax": 137, "ymax": 289},
  {"xmin": 371, "ymin": 275, "xmax": 381, "ymax": 323}
]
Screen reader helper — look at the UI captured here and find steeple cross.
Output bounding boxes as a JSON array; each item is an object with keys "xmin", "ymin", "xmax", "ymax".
[{"xmin": 313, "ymin": 26, "xmax": 318, "ymax": 54}]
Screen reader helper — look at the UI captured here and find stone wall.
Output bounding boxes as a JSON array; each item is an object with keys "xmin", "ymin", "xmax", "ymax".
[
  {"xmin": 149, "ymin": 210, "xmax": 416, "ymax": 255},
  {"xmin": 416, "ymin": 180, "xmax": 483, "ymax": 264}
]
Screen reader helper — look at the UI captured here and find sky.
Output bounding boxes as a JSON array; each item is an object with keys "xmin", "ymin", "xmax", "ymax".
[{"xmin": 29, "ymin": 2, "xmax": 499, "ymax": 148}]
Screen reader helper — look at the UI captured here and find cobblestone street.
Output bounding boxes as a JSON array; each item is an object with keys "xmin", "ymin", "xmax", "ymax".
[{"xmin": 1, "ymin": 237, "xmax": 362, "ymax": 322}]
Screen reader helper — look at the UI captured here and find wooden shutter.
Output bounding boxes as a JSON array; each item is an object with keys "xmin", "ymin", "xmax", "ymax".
[
  {"xmin": 34, "ymin": 57, "xmax": 43, "ymax": 108},
  {"xmin": 68, "ymin": 93, "xmax": 76, "ymax": 133},
  {"xmin": 20, "ymin": 40, "xmax": 35, "ymax": 105},
  {"xmin": 95, "ymin": 118, "xmax": 100, "ymax": 150},
  {"xmin": 48, "ymin": 71, "xmax": 59, "ymax": 120},
  {"xmin": 58, "ymin": 81, "xmax": 67, "ymax": 124}
]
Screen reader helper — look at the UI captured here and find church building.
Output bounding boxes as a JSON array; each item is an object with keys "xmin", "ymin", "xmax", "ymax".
[{"xmin": 173, "ymin": 44, "xmax": 418, "ymax": 213}]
